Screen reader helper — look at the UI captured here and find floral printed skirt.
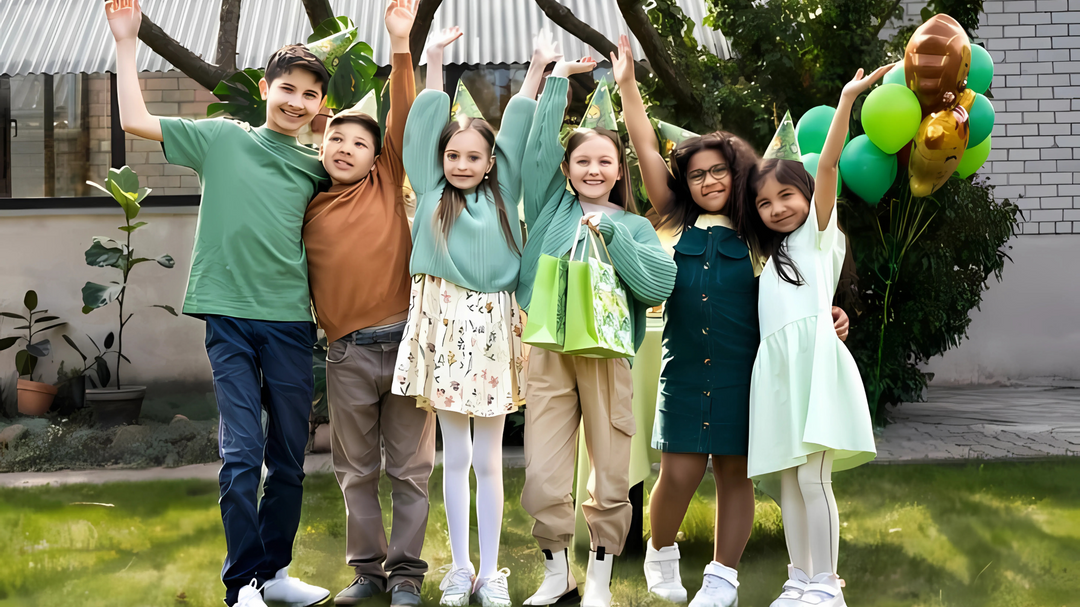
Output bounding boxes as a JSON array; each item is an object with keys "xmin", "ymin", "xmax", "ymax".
[{"xmin": 392, "ymin": 274, "xmax": 525, "ymax": 417}]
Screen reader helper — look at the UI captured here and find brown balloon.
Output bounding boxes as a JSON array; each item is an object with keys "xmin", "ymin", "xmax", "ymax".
[
  {"xmin": 909, "ymin": 89, "xmax": 975, "ymax": 197},
  {"xmin": 904, "ymin": 14, "xmax": 972, "ymax": 114}
]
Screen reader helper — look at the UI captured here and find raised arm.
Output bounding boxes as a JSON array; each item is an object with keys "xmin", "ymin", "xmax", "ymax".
[
  {"xmin": 424, "ymin": 26, "xmax": 463, "ymax": 93},
  {"xmin": 519, "ymin": 30, "xmax": 563, "ymax": 101},
  {"xmin": 105, "ymin": 0, "xmax": 162, "ymax": 141},
  {"xmin": 816, "ymin": 64, "xmax": 892, "ymax": 229},
  {"xmin": 380, "ymin": 0, "xmax": 419, "ymax": 186},
  {"xmin": 611, "ymin": 35, "xmax": 675, "ymax": 216}
]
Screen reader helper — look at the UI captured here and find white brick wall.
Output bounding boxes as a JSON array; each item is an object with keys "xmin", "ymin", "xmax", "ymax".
[{"xmin": 888, "ymin": 1, "xmax": 1079, "ymax": 235}]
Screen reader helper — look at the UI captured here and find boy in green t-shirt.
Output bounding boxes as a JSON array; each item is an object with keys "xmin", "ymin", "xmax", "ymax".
[{"xmin": 105, "ymin": 2, "xmax": 330, "ymax": 606}]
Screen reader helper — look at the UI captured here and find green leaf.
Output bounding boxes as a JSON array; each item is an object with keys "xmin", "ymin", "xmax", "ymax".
[
  {"xmin": 0, "ymin": 336, "xmax": 19, "ymax": 351},
  {"xmin": 104, "ymin": 332, "xmax": 115, "ymax": 350},
  {"xmin": 106, "ymin": 166, "xmax": 143, "ymax": 220},
  {"xmin": 134, "ymin": 187, "xmax": 152, "ymax": 205},
  {"xmin": 26, "ymin": 339, "xmax": 50, "ymax": 358},
  {"xmin": 86, "ymin": 180, "xmax": 112, "ymax": 197},
  {"xmin": 0, "ymin": 312, "xmax": 26, "ymax": 320},
  {"xmin": 35, "ymin": 322, "xmax": 66, "ymax": 333},
  {"xmin": 81, "ymin": 305, "xmax": 94, "ymax": 314},
  {"xmin": 33, "ymin": 315, "xmax": 60, "ymax": 324},
  {"xmin": 153, "ymin": 304, "xmax": 179, "ymax": 316},
  {"xmin": 81, "ymin": 282, "xmax": 123, "ymax": 310},
  {"xmin": 85, "ymin": 240, "xmax": 125, "ymax": 268},
  {"xmin": 95, "ymin": 355, "xmax": 111, "ymax": 388},
  {"xmin": 24, "ymin": 290, "xmax": 38, "ymax": 311},
  {"xmin": 119, "ymin": 221, "xmax": 148, "ymax": 233},
  {"xmin": 15, "ymin": 350, "xmax": 36, "ymax": 378},
  {"xmin": 63, "ymin": 334, "xmax": 87, "ymax": 362},
  {"xmin": 156, "ymin": 254, "xmax": 176, "ymax": 269},
  {"xmin": 208, "ymin": 69, "xmax": 267, "ymax": 126},
  {"xmin": 110, "ymin": 166, "xmax": 140, "ymax": 196},
  {"xmin": 308, "ymin": 15, "xmax": 355, "ymax": 43}
]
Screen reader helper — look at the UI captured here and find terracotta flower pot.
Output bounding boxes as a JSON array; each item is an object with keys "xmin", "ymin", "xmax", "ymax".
[
  {"xmin": 16, "ymin": 379, "xmax": 58, "ymax": 416},
  {"xmin": 86, "ymin": 385, "xmax": 146, "ymax": 427}
]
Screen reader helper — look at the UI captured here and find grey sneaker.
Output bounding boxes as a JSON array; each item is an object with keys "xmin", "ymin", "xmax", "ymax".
[
  {"xmin": 335, "ymin": 576, "xmax": 382, "ymax": 605},
  {"xmin": 390, "ymin": 582, "xmax": 422, "ymax": 607}
]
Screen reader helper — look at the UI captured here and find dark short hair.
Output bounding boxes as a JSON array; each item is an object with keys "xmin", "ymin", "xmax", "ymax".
[
  {"xmin": 265, "ymin": 44, "xmax": 330, "ymax": 97},
  {"xmin": 328, "ymin": 114, "xmax": 382, "ymax": 156}
]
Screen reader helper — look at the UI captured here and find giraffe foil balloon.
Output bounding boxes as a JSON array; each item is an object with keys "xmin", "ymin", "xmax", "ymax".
[
  {"xmin": 904, "ymin": 14, "xmax": 971, "ymax": 113},
  {"xmin": 909, "ymin": 88, "xmax": 975, "ymax": 197}
]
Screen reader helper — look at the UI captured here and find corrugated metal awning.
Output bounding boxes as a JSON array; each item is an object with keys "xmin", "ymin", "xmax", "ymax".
[{"xmin": 0, "ymin": 0, "xmax": 730, "ymax": 76}]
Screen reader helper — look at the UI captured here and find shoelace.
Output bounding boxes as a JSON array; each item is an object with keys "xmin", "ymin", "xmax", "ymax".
[
  {"xmin": 439, "ymin": 566, "xmax": 474, "ymax": 592},
  {"xmin": 477, "ymin": 569, "xmax": 512, "ymax": 602}
]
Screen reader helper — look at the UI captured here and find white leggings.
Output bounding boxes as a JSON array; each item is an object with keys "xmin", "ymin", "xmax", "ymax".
[
  {"xmin": 779, "ymin": 450, "xmax": 839, "ymax": 577},
  {"xmin": 438, "ymin": 410, "xmax": 506, "ymax": 581}
]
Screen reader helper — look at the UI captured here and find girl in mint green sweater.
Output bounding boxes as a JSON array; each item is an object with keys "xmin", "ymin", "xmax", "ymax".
[{"xmin": 517, "ymin": 59, "xmax": 676, "ymax": 607}]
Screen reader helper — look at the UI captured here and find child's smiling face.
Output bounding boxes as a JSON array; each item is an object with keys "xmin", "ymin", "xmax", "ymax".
[
  {"xmin": 755, "ymin": 172, "xmax": 810, "ymax": 234},
  {"xmin": 320, "ymin": 121, "xmax": 378, "ymax": 185},
  {"xmin": 563, "ymin": 133, "xmax": 622, "ymax": 201},
  {"xmin": 685, "ymin": 148, "xmax": 732, "ymax": 213},
  {"xmin": 259, "ymin": 68, "xmax": 325, "ymax": 136},
  {"xmin": 442, "ymin": 128, "xmax": 494, "ymax": 191}
]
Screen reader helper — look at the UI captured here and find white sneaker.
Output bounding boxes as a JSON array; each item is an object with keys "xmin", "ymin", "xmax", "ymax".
[
  {"xmin": 797, "ymin": 573, "xmax": 845, "ymax": 607},
  {"xmin": 474, "ymin": 568, "xmax": 513, "ymax": 607},
  {"xmin": 768, "ymin": 565, "xmax": 810, "ymax": 607},
  {"xmin": 581, "ymin": 549, "xmax": 614, "ymax": 607},
  {"xmin": 644, "ymin": 542, "xmax": 687, "ymax": 603},
  {"xmin": 524, "ymin": 548, "xmax": 579, "ymax": 606},
  {"xmin": 439, "ymin": 564, "xmax": 476, "ymax": 607},
  {"xmin": 689, "ymin": 562, "xmax": 738, "ymax": 607},
  {"xmin": 236, "ymin": 580, "xmax": 268, "ymax": 607},
  {"xmin": 261, "ymin": 566, "xmax": 331, "ymax": 607}
]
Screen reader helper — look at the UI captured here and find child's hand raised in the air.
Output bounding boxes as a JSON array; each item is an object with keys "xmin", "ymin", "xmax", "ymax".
[
  {"xmin": 553, "ymin": 57, "xmax": 597, "ymax": 79},
  {"xmin": 426, "ymin": 26, "xmax": 464, "ymax": 56},
  {"xmin": 385, "ymin": 0, "xmax": 418, "ymax": 41},
  {"xmin": 532, "ymin": 30, "xmax": 563, "ymax": 68},
  {"xmin": 105, "ymin": 0, "xmax": 142, "ymax": 43},
  {"xmin": 840, "ymin": 64, "xmax": 894, "ymax": 100},
  {"xmin": 610, "ymin": 35, "xmax": 635, "ymax": 86}
]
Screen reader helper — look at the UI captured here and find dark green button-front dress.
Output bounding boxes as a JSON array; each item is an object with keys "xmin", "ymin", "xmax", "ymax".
[{"xmin": 651, "ymin": 219, "xmax": 759, "ymax": 455}]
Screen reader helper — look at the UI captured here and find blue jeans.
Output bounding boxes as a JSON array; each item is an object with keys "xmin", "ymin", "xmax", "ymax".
[{"xmin": 204, "ymin": 315, "xmax": 317, "ymax": 606}]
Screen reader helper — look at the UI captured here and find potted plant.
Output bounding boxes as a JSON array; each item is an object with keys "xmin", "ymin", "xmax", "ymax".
[
  {"xmin": 0, "ymin": 290, "xmax": 67, "ymax": 415},
  {"xmin": 82, "ymin": 166, "xmax": 177, "ymax": 426}
]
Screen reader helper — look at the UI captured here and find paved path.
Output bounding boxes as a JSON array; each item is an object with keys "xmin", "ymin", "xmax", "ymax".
[{"xmin": 3, "ymin": 384, "xmax": 1078, "ymax": 488}]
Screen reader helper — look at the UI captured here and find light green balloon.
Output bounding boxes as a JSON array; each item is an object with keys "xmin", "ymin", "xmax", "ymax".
[
  {"xmin": 883, "ymin": 62, "xmax": 907, "ymax": 87},
  {"xmin": 795, "ymin": 106, "xmax": 835, "ymax": 156},
  {"xmin": 861, "ymin": 84, "xmax": 922, "ymax": 154},
  {"xmin": 967, "ymin": 92, "xmax": 995, "ymax": 148},
  {"xmin": 957, "ymin": 135, "xmax": 991, "ymax": 178},
  {"xmin": 968, "ymin": 43, "xmax": 994, "ymax": 95},
  {"xmin": 839, "ymin": 135, "xmax": 897, "ymax": 204},
  {"xmin": 800, "ymin": 152, "xmax": 842, "ymax": 196}
]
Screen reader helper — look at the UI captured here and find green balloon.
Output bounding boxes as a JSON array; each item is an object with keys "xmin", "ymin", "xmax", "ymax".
[
  {"xmin": 839, "ymin": 135, "xmax": 897, "ymax": 204},
  {"xmin": 795, "ymin": 106, "xmax": 835, "ymax": 155},
  {"xmin": 957, "ymin": 135, "xmax": 991, "ymax": 178},
  {"xmin": 967, "ymin": 92, "xmax": 995, "ymax": 148},
  {"xmin": 861, "ymin": 84, "xmax": 922, "ymax": 154},
  {"xmin": 800, "ymin": 152, "xmax": 842, "ymax": 196},
  {"xmin": 883, "ymin": 62, "xmax": 906, "ymax": 87},
  {"xmin": 968, "ymin": 44, "xmax": 994, "ymax": 95}
]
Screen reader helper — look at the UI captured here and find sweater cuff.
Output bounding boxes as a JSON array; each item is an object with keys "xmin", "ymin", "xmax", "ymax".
[{"xmin": 596, "ymin": 214, "xmax": 616, "ymax": 245}]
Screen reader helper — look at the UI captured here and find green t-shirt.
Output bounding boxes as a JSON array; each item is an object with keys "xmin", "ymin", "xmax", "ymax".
[{"xmin": 161, "ymin": 117, "xmax": 328, "ymax": 322}]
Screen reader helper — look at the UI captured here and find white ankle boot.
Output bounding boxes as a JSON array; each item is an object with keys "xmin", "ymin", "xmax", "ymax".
[
  {"xmin": 643, "ymin": 541, "xmax": 687, "ymax": 603},
  {"xmin": 689, "ymin": 562, "xmax": 738, "ymax": 607},
  {"xmin": 581, "ymin": 548, "xmax": 614, "ymax": 607},
  {"xmin": 524, "ymin": 548, "xmax": 579, "ymax": 606},
  {"xmin": 768, "ymin": 565, "xmax": 810, "ymax": 607}
]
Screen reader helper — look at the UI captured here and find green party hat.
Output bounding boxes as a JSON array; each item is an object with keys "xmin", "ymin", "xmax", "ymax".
[
  {"xmin": 329, "ymin": 90, "xmax": 378, "ymax": 128},
  {"xmin": 656, "ymin": 120, "xmax": 699, "ymax": 157},
  {"xmin": 451, "ymin": 80, "xmax": 485, "ymax": 121},
  {"xmin": 306, "ymin": 28, "xmax": 358, "ymax": 76},
  {"xmin": 581, "ymin": 78, "xmax": 618, "ymax": 131},
  {"xmin": 763, "ymin": 111, "xmax": 802, "ymax": 161}
]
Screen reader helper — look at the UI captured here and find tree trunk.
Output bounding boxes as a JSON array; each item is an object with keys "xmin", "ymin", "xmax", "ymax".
[
  {"xmin": 410, "ymin": 0, "xmax": 444, "ymax": 66},
  {"xmin": 302, "ymin": 0, "xmax": 335, "ymax": 30},
  {"xmin": 532, "ymin": 0, "xmax": 652, "ymax": 83}
]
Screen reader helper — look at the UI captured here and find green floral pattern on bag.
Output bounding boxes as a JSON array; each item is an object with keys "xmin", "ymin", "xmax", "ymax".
[{"xmin": 588, "ymin": 256, "xmax": 634, "ymax": 355}]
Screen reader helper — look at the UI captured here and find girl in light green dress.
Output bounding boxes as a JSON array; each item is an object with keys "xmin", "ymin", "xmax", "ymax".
[{"xmin": 744, "ymin": 65, "xmax": 893, "ymax": 607}]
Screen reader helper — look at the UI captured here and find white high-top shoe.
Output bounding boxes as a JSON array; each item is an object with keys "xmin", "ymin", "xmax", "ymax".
[
  {"xmin": 768, "ymin": 565, "xmax": 811, "ymax": 607},
  {"xmin": 261, "ymin": 566, "xmax": 330, "ymax": 607},
  {"xmin": 235, "ymin": 580, "xmax": 268, "ymax": 607},
  {"xmin": 643, "ymin": 541, "xmax": 687, "ymax": 603},
  {"xmin": 581, "ymin": 548, "xmax": 614, "ymax": 607},
  {"xmin": 688, "ymin": 561, "xmax": 739, "ymax": 607},
  {"xmin": 524, "ymin": 548, "xmax": 580, "ymax": 606},
  {"xmin": 797, "ymin": 573, "xmax": 845, "ymax": 607}
]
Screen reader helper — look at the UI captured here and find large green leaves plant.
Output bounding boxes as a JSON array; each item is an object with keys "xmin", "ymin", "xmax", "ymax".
[
  {"xmin": 0, "ymin": 290, "xmax": 67, "ymax": 382},
  {"xmin": 83, "ymin": 167, "xmax": 178, "ymax": 389}
]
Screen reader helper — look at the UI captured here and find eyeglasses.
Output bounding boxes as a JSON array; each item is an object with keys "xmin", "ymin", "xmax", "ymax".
[{"xmin": 686, "ymin": 164, "xmax": 730, "ymax": 185}]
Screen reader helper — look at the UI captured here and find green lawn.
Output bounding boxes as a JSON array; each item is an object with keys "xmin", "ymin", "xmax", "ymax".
[{"xmin": 2, "ymin": 460, "xmax": 1079, "ymax": 607}]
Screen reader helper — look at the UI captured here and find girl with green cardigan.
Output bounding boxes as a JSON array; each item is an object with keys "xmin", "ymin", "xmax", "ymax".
[{"xmin": 517, "ymin": 59, "xmax": 677, "ymax": 607}]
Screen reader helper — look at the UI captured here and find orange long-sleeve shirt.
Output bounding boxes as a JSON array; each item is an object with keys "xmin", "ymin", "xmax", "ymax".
[{"xmin": 303, "ymin": 53, "xmax": 415, "ymax": 342}]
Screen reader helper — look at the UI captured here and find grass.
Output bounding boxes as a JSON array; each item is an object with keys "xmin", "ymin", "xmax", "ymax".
[{"xmin": 2, "ymin": 460, "xmax": 1079, "ymax": 607}]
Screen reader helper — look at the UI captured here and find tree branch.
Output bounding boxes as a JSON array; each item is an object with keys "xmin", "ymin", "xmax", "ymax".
[
  {"xmin": 532, "ymin": 0, "xmax": 652, "ymax": 83},
  {"xmin": 138, "ymin": 13, "xmax": 229, "ymax": 91},
  {"xmin": 872, "ymin": 0, "xmax": 906, "ymax": 38},
  {"xmin": 302, "ymin": 0, "xmax": 335, "ymax": 30},
  {"xmin": 216, "ymin": 0, "xmax": 241, "ymax": 72},
  {"xmin": 410, "ymin": 0, "xmax": 444, "ymax": 66}
]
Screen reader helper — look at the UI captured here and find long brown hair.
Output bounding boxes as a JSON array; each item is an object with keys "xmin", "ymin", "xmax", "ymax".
[
  {"xmin": 436, "ymin": 118, "xmax": 520, "ymax": 254},
  {"xmin": 747, "ymin": 158, "xmax": 814, "ymax": 286},
  {"xmin": 562, "ymin": 128, "xmax": 638, "ymax": 214}
]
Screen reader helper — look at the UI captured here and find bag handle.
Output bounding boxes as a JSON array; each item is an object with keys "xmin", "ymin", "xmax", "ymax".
[
  {"xmin": 568, "ymin": 219, "xmax": 590, "ymax": 262},
  {"xmin": 587, "ymin": 224, "xmax": 615, "ymax": 265}
]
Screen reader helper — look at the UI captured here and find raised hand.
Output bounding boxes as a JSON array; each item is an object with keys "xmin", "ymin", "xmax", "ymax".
[
  {"xmin": 552, "ymin": 56, "xmax": 597, "ymax": 79},
  {"xmin": 610, "ymin": 34, "xmax": 635, "ymax": 85},
  {"xmin": 426, "ymin": 26, "xmax": 464, "ymax": 55},
  {"xmin": 105, "ymin": 0, "xmax": 142, "ymax": 43},
  {"xmin": 532, "ymin": 30, "xmax": 563, "ymax": 67},
  {"xmin": 841, "ymin": 64, "xmax": 894, "ymax": 99},
  {"xmin": 385, "ymin": 0, "xmax": 418, "ymax": 41}
]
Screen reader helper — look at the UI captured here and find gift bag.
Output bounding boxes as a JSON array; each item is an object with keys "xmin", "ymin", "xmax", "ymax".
[
  {"xmin": 563, "ymin": 223, "xmax": 634, "ymax": 359},
  {"xmin": 521, "ymin": 253, "xmax": 569, "ymax": 352}
]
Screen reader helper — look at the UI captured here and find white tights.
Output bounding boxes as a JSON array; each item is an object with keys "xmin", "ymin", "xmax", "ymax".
[
  {"xmin": 779, "ymin": 450, "xmax": 839, "ymax": 577},
  {"xmin": 438, "ymin": 410, "xmax": 506, "ymax": 582}
]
